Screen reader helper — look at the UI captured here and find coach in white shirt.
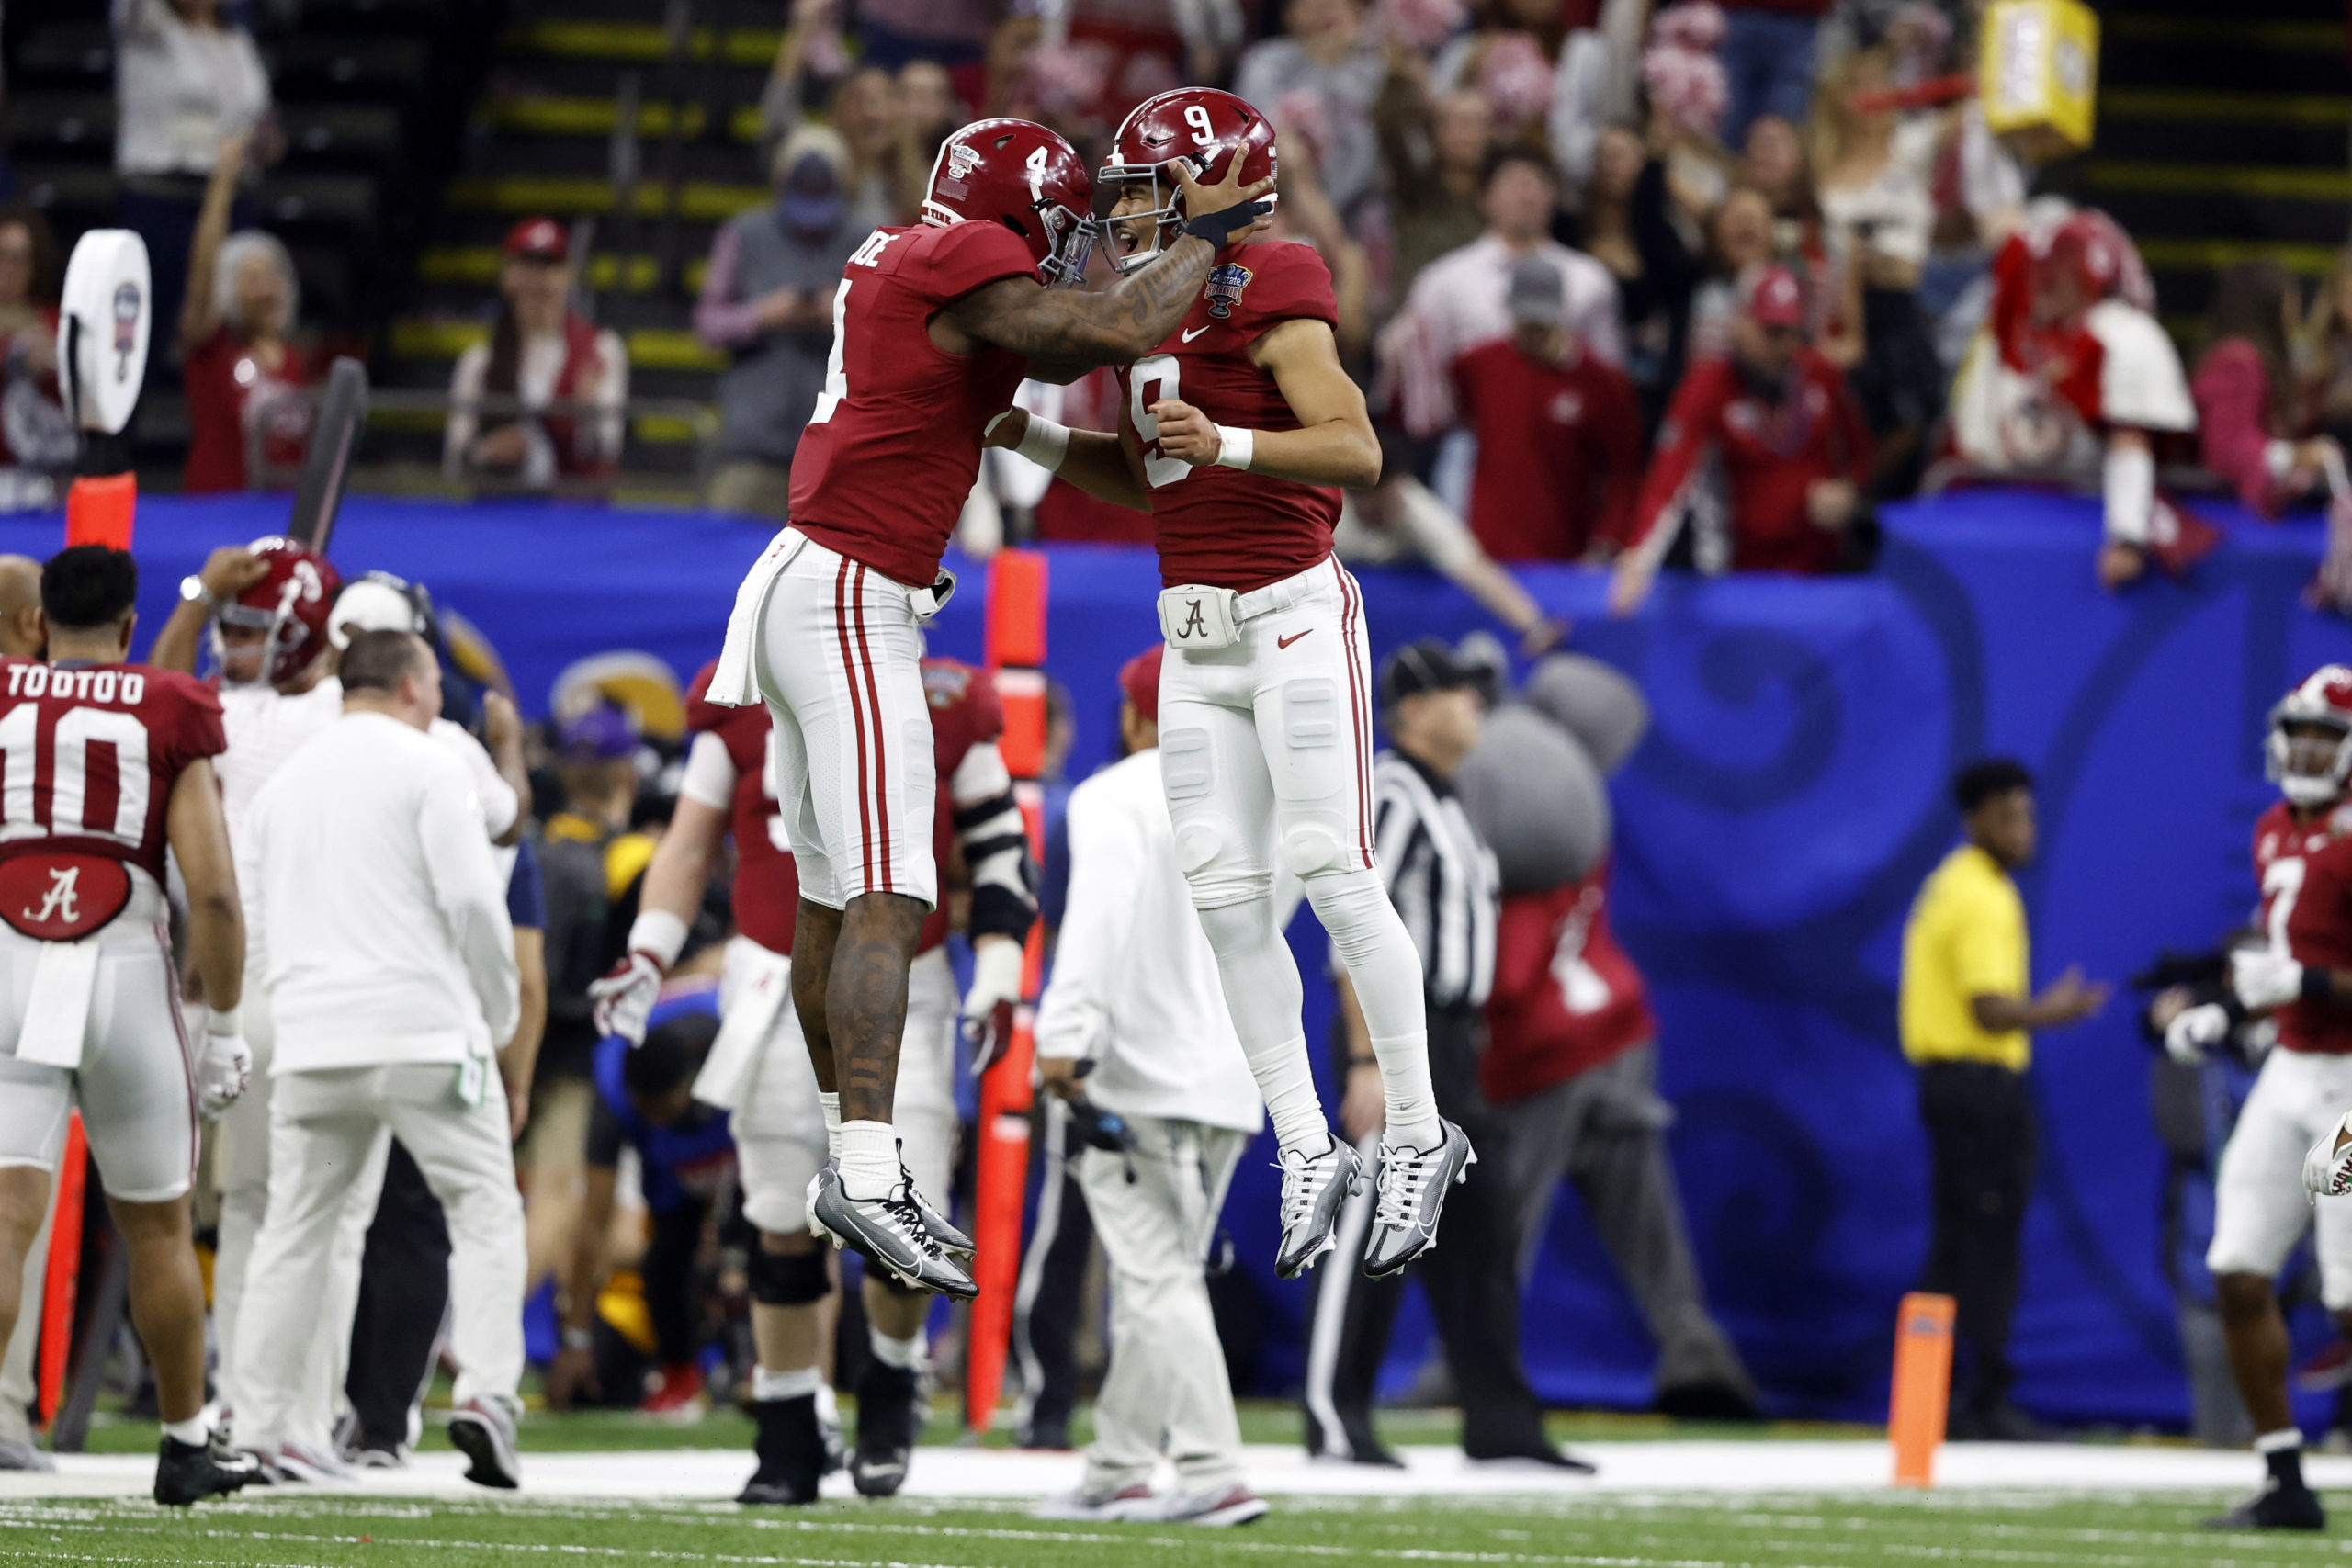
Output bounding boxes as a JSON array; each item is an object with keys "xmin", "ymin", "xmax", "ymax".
[
  {"xmin": 230, "ymin": 630, "xmax": 526, "ymax": 1489},
  {"xmin": 1032, "ymin": 647, "xmax": 1269, "ymax": 1529}
]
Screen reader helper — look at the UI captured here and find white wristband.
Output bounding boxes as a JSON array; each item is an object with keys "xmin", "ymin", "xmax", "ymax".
[
  {"xmin": 627, "ymin": 909, "xmax": 690, "ymax": 968},
  {"xmin": 207, "ymin": 1005, "xmax": 243, "ymax": 1037},
  {"xmin": 1214, "ymin": 425, "xmax": 1254, "ymax": 471},
  {"xmin": 989, "ymin": 410, "xmax": 1070, "ymax": 473}
]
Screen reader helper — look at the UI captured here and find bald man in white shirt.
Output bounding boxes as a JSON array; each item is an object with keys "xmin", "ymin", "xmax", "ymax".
[{"xmin": 231, "ymin": 630, "xmax": 526, "ymax": 1489}]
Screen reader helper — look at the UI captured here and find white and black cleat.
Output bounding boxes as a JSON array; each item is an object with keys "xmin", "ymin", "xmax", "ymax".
[
  {"xmin": 153, "ymin": 1430, "xmax": 259, "ymax": 1507},
  {"xmin": 1273, "ymin": 1137, "xmax": 1364, "ymax": 1279},
  {"xmin": 1363, "ymin": 1119, "xmax": 1475, "ymax": 1279},
  {"xmin": 447, "ymin": 1394, "xmax": 523, "ymax": 1490},
  {"xmin": 902, "ymin": 1148, "xmax": 975, "ymax": 1259},
  {"xmin": 808, "ymin": 1160, "xmax": 978, "ymax": 1300}
]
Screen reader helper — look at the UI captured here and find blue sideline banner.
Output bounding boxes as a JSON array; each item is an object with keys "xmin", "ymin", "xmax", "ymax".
[{"xmin": 15, "ymin": 489, "xmax": 2349, "ymax": 1427}]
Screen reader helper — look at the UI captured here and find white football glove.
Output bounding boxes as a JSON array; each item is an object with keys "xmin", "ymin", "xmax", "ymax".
[
  {"xmin": 2304, "ymin": 1111, "xmax": 2352, "ymax": 1202},
  {"xmin": 196, "ymin": 1022, "xmax": 252, "ymax": 1119},
  {"xmin": 2162, "ymin": 1002, "xmax": 2232, "ymax": 1066},
  {"xmin": 2231, "ymin": 949, "xmax": 2306, "ymax": 1011},
  {"xmin": 589, "ymin": 951, "xmax": 665, "ymax": 1045},
  {"xmin": 962, "ymin": 936, "xmax": 1026, "ymax": 1077}
]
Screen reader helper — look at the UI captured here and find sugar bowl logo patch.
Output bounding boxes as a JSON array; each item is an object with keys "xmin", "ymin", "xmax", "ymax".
[{"xmin": 1204, "ymin": 262, "xmax": 1253, "ymax": 320}]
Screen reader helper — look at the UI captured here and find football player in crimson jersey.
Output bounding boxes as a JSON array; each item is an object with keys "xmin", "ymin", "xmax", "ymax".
[
  {"xmin": 591, "ymin": 658, "xmax": 1034, "ymax": 1503},
  {"xmin": 706, "ymin": 116, "xmax": 1268, "ymax": 1296},
  {"xmin": 0, "ymin": 547, "xmax": 257, "ymax": 1505},
  {"xmin": 985, "ymin": 87, "xmax": 1470, "ymax": 1283},
  {"xmin": 2168, "ymin": 666, "xmax": 2352, "ymax": 1530}
]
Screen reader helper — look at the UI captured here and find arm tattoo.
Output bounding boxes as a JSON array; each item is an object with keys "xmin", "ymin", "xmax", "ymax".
[{"xmin": 958, "ymin": 236, "xmax": 1216, "ymax": 365}]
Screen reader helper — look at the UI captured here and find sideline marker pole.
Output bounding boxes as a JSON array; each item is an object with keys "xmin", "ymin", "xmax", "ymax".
[
  {"xmin": 37, "ymin": 1114, "xmax": 87, "ymax": 1427},
  {"xmin": 1889, "ymin": 1291, "xmax": 1956, "ymax": 1487},
  {"xmin": 965, "ymin": 548, "xmax": 1047, "ymax": 1433}
]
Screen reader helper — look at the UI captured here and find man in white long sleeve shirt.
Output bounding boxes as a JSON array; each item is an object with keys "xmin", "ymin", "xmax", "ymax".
[
  {"xmin": 230, "ymin": 631, "xmax": 527, "ymax": 1490},
  {"xmin": 1032, "ymin": 647, "xmax": 1269, "ymax": 1529}
]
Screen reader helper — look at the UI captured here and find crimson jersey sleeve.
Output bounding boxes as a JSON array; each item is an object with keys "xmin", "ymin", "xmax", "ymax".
[
  {"xmin": 152, "ymin": 671, "xmax": 228, "ymax": 770},
  {"xmin": 893, "ymin": 218, "xmax": 1037, "ymax": 307},
  {"xmin": 1227, "ymin": 242, "xmax": 1339, "ymax": 344},
  {"xmin": 1627, "ymin": 359, "xmax": 1734, "ymax": 561}
]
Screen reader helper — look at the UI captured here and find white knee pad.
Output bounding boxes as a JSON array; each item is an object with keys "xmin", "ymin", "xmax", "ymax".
[{"xmin": 1281, "ymin": 820, "xmax": 1350, "ymax": 878}]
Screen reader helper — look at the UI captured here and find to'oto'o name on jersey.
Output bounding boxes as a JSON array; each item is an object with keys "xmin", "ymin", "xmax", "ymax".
[
  {"xmin": 1116, "ymin": 240, "xmax": 1344, "ymax": 592},
  {"xmin": 0, "ymin": 659, "xmax": 227, "ymax": 889},
  {"xmin": 2256, "ymin": 800, "xmax": 2352, "ymax": 1055},
  {"xmin": 788, "ymin": 220, "xmax": 1039, "ymax": 589}
]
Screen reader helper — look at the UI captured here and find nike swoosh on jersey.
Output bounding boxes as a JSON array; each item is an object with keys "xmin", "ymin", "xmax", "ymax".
[
  {"xmin": 1277, "ymin": 629, "xmax": 1313, "ymax": 649},
  {"xmin": 1182, "ymin": 325, "xmax": 1210, "ymax": 342}
]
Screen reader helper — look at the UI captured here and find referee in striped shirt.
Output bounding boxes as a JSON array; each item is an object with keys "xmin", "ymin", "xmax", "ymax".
[{"xmin": 1301, "ymin": 639, "xmax": 1587, "ymax": 1471}]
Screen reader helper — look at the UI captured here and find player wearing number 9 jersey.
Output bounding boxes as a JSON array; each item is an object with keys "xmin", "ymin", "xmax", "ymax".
[
  {"xmin": 989, "ymin": 86, "xmax": 1469, "ymax": 1285},
  {"xmin": 2183, "ymin": 665, "xmax": 2352, "ymax": 1530},
  {"xmin": 0, "ymin": 546, "xmax": 257, "ymax": 1506},
  {"xmin": 705, "ymin": 116, "xmax": 1271, "ymax": 1298}
]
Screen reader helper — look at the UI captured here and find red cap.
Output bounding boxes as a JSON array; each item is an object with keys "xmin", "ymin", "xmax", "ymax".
[
  {"xmin": 1118, "ymin": 645, "xmax": 1164, "ymax": 725},
  {"xmin": 503, "ymin": 217, "xmax": 568, "ymax": 262},
  {"xmin": 1744, "ymin": 264, "xmax": 1804, "ymax": 328}
]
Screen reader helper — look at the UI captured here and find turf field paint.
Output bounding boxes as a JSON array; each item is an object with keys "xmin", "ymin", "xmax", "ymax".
[{"xmin": 1888, "ymin": 1291, "xmax": 1955, "ymax": 1486}]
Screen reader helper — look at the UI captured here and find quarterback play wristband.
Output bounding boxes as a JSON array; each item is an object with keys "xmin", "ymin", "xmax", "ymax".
[
  {"xmin": 207, "ymin": 1005, "xmax": 242, "ymax": 1037},
  {"xmin": 1184, "ymin": 198, "xmax": 1271, "ymax": 250},
  {"xmin": 2305, "ymin": 967, "xmax": 2339, "ymax": 1003},
  {"xmin": 627, "ymin": 909, "xmax": 690, "ymax": 969},
  {"xmin": 1214, "ymin": 425, "xmax": 1255, "ymax": 471}
]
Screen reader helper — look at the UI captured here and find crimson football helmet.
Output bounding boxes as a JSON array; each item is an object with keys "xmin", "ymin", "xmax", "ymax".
[
  {"xmin": 1101, "ymin": 87, "xmax": 1278, "ymax": 275},
  {"xmin": 2269, "ymin": 664, "xmax": 2352, "ymax": 807},
  {"xmin": 922, "ymin": 118, "xmax": 1095, "ymax": 288},
  {"xmin": 214, "ymin": 536, "xmax": 340, "ymax": 687}
]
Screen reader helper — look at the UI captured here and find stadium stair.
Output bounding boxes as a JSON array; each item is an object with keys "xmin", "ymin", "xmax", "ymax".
[
  {"xmin": 2066, "ymin": 0, "xmax": 2352, "ymax": 338},
  {"xmin": 383, "ymin": 0, "xmax": 793, "ymax": 495},
  {"xmin": 2, "ymin": 0, "xmax": 506, "ymax": 481}
]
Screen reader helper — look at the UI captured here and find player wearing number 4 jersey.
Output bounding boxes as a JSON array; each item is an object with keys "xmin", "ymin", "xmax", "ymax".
[
  {"xmin": 707, "ymin": 114, "xmax": 1270, "ymax": 1297},
  {"xmin": 2165, "ymin": 665, "xmax": 2352, "ymax": 1530},
  {"xmin": 988, "ymin": 86, "xmax": 1470, "ymax": 1282},
  {"xmin": 0, "ymin": 547, "xmax": 257, "ymax": 1506}
]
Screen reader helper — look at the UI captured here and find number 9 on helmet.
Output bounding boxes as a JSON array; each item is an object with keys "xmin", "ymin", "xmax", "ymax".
[
  {"xmin": 213, "ymin": 536, "xmax": 342, "ymax": 689},
  {"xmin": 921, "ymin": 118, "xmax": 1097, "ymax": 289},
  {"xmin": 1101, "ymin": 88, "xmax": 1280, "ymax": 276}
]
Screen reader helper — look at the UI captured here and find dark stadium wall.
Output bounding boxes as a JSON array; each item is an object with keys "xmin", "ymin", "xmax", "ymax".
[{"xmin": 30, "ymin": 489, "xmax": 2350, "ymax": 1429}]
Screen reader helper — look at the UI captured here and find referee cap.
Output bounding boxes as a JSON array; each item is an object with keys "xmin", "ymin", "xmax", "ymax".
[{"xmin": 1378, "ymin": 637, "xmax": 1480, "ymax": 711}]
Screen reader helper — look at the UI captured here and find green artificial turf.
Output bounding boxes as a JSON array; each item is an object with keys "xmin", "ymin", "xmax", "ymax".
[{"xmin": 0, "ymin": 1489, "xmax": 2342, "ymax": 1568}]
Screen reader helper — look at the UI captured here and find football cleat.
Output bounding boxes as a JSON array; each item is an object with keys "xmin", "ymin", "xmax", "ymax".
[
  {"xmin": 2206, "ymin": 1479, "xmax": 2326, "ymax": 1531},
  {"xmin": 1154, "ymin": 1481, "xmax": 1272, "ymax": 1527},
  {"xmin": 1273, "ymin": 1137, "xmax": 1363, "ymax": 1280},
  {"xmin": 900, "ymin": 1150, "xmax": 974, "ymax": 1259},
  {"xmin": 153, "ymin": 1430, "xmax": 259, "ymax": 1507},
  {"xmin": 447, "ymin": 1394, "xmax": 522, "ymax": 1490},
  {"xmin": 851, "ymin": 1359, "xmax": 925, "ymax": 1498},
  {"xmin": 1033, "ymin": 1481, "xmax": 1158, "ymax": 1521},
  {"xmin": 740, "ymin": 1393, "xmax": 826, "ymax": 1506},
  {"xmin": 1363, "ymin": 1120, "xmax": 1476, "ymax": 1279},
  {"xmin": 807, "ymin": 1161, "xmax": 977, "ymax": 1299},
  {"xmin": 2303, "ymin": 1111, "xmax": 2352, "ymax": 1201}
]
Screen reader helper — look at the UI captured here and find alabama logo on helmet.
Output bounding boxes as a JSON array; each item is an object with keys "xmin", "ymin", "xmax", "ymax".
[{"xmin": 1204, "ymin": 262, "xmax": 1251, "ymax": 320}]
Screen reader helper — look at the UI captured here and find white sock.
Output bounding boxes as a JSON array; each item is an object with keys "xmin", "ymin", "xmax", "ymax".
[
  {"xmin": 1191, "ymin": 897, "xmax": 1330, "ymax": 1157},
  {"xmin": 868, "ymin": 1326, "xmax": 924, "ymax": 1370},
  {"xmin": 162, "ymin": 1415, "xmax": 209, "ymax": 1447},
  {"xmin": 752, "ymin": 1364, "xmax": 822, "ymax": 1403},
  {"xmin": 819, "ymin": 1091, "xmax": 842, "ymax": 1158},
  {"xmin": 1307, "ymin": 870, "xmax": 1440, "ymax": 1147},
  {"xmin": 2257, "ymin": 1427, "xmax": 2304, "ymax": 1453},
  {"xmin": 838, "ymin": 1120, "xmax": 899, "ymax": 1199}
]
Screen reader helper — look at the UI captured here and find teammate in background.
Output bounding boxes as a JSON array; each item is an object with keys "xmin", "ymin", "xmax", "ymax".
[
  {"xmin": 0, "ymin": 546, "xmax": 256, "ymax": 1505},
  {"xmin": 592, "ymin": 654, "xmax": 1034, "ymax": 1503},
  {"xmin": 2178, "ymin": 665, "xmax": 2352, "ymax": 1531},
  {"xmin": 988, "ymin": 87, "xmax": 1468, "ymax": 1280},
  {"xmin": 701, "ymin": 115, "xmax": 1270, "ymax": 1296}
]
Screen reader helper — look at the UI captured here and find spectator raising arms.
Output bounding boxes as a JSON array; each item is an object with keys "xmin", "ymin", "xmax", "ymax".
[
  {"xmin": 112, "ymin": 0, "xmax": 274, "ymax": 375},
  {"xmin": 2196, "ymin": 259, "xmax": 2342, "ymax": 519},
  {"xmin": 1451, "ymin": 254, "xmax": 1644, "ymax": 562},
  {"xmin": 1685, "ymin": 185, "xmax": 1778, "ymax": 364},
  {"xmin": 446, "ymin": 220, "xmax": 628, "ymax": 494},
  {"xmin": 1611, "ymin": 264, "xmax": 1871, "ymax": 613},
  {"xmin": 759, "ymin": 0, "xmax": 921, "ymax": 231},
  {"xmin": 179, "ymin": 136, "xmax": 310, "ymax": 494},
  {"xmin": 696, "ymin": 125, "xmax": 865, "ymax": 522}
]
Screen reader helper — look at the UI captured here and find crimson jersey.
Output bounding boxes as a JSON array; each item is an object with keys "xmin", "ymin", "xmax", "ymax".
[
  {"xmin": 685, "ymin": 662, "xmax": 800, "ymax": 956},
  {"xmin": 1452, "ymin": 339, "xmax": 1644, "ymax": 562},
  {"xmin": 2255, "ymin": 801, "xmax": 2352, "ymax": 1055},
  {"xmin": 1482, "ymin": 862, "xmax": 1655, "ymax": 1104},
  {"xmin": 1629, "ymin": 350, "xmax": 1871, "ymax": 576},
  {"xmin": 916, "ymin": 658, "xmax": 1005, "ymax": 954},
  {"xmin": 1116, "ymin": 240, "xmax": 1343, "ymax": 592},
  {"xmin": 789, "ymin": 220, "xmax": 1037, "ymax": 588},
  {"xmin": 0, "ymin": 660, "xmax": 226, "ymax": 887}
]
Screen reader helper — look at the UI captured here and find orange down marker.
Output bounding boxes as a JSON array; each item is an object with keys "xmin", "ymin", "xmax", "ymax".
[{"xmin": 1888, "ymin": 1292, "xmax": 1956, "ymax": 1487}]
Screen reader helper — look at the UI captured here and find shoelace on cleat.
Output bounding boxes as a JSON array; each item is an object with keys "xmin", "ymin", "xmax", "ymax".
[
  {"xmin": 1276, "ymin": 1150, "xmax": 1339, "ymax": 1231},
  {"xmin": 1372, "ymin": 1143, "xmax": 1440, "ymax": 1228},
  {"xmin": 882, "ymin": 1188, "xmax": 952, "ymax": 1266}
]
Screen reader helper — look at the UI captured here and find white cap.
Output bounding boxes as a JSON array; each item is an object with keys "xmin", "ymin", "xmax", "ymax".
[{"xmin": 328, "ymin": 579, "xmax": 422, "ymax": 650}]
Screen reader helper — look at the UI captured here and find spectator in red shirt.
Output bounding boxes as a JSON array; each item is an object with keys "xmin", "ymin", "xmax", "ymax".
[
  {"xmin": 1609, "ymin": 263, "xmax": 1871, "ymax": 615},
  {"xmin": 1451, "ymin": 254, "xmax": 1645, "ymax": 563},
  {"xmin": 178, "ymin": 133, "xmax": 310, "ymax": 493},
  {"xmin": 2194, "ymin": 259, "xmax": 2341, "ymax": 519}
]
